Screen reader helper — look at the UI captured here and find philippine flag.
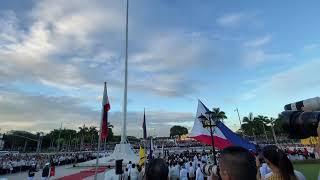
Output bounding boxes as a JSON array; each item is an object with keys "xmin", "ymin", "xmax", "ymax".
[
  {"xmin": 101, "ymin": 82, "xmax": 111, "ymax": 140},
  {"xmin": 190, "ymin": 100, "xmax": 256, "ymax": 151}
]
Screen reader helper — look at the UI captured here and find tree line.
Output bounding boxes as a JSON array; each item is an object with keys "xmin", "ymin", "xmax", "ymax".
[{"xmin": 2, "ymin": 123, "xmax": 114, "ymax": 152}]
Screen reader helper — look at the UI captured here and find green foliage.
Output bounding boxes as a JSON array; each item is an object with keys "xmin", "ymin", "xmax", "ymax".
[
  {"xmin": 241, "ymin": 113, "xmax": 287, "ymax": 137},
  {"xmin": 170, "ymin": 125, "xmax": 188, "ymax": 138},
  {"xmin": 3, "ymin": 122, "xmax": 115, "ymax": 152}
]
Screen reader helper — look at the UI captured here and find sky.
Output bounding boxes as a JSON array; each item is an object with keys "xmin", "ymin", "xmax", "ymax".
[{"xmin": 0, "ymin": 0, "xmax": 320, "ymax": 137}]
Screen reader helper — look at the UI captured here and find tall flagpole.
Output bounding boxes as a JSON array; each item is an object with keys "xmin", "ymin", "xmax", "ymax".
[
  {"xmin": 121, "ymin": 0, "xmax": 129, "ymax": 144},
  {"xmin": 94, "ymin": 82, "xmax": 106, "ymax": 180}
]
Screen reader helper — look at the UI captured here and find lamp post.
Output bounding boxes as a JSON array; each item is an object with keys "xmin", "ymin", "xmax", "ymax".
[
  {"xmin": 198, "ymin": 113, "xmax": 217, "ymax": 165},
  {"xmin": 234, "ymin": 108, "xmax": 243, "ymax": 136}
]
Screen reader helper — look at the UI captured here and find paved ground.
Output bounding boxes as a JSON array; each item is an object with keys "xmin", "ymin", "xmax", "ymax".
[{"xmin": 0, "ymin": 165, "xmax": 107, "ymax": 180}]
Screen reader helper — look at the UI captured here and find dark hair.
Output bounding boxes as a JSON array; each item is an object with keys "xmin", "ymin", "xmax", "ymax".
[
  {"xmin": 219, "ymin": 146, "xmax": 257, "ymax": 180},
  {"xmin": 146, "ymin": 158, "xmax": 168, "ymax": 180},
  {"xmin": 262, "ymin": 145, "xmax": 296, "ymax": 180}
]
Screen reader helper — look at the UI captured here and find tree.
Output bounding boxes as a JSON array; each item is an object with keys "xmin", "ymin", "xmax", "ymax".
[
  {"xmin": 78, "ymin": 125, "xmax": 89, "ymax": 147},
  {"xmin": 107, "ymin": 122, "xmax": 114, "ymax": 141},
  {"xmin": 212, "ymin": 108, "xmax": 227, "ymax": 123},
  {"xmin": 241, "ymin": 113, "xmax": 268, "ymax": 136},
  {"xmin": 170, "ymin": 126, "xmax": 188, "ymax": 139},
  {"xmin": 241, "ymin": 113, "xmax": 253, "ymax": 134},
  {"xmin": 271, "ymin": 115, "xmax": 287, "ymax": 135}
]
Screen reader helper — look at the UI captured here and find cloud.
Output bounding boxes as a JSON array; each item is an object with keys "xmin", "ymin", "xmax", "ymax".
[
  {"xmin": 242, "ymin": 49, "xmax": 292, "ymax": 67},
  {"xmin": 240, "ymin": 59, "xmax": 320, "ymax": 101},
  {"xmin": 217, "ymin": 13, "xmax": 245, "ymax": 27},
  {"xmin": 0, "ymin": 88, "xmax": 99, "ymax": 133},
  {"xmin": 244, "ymin": 35, "xmax": 271, "ymax": 47},
  {"xmin": 0, "ymin": 1, "xmax": 206, "ymax": 98},
  {"xmin": 0, "ymin": 87, "xmax": 194, "ymax": 136},
  {"xmin": 303, "ymin": 43, "xmax": 319, "ymax": 52}
]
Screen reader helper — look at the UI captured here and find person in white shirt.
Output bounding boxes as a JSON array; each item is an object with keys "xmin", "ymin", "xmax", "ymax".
[
  {"xmin": 168, "ymin": 163, "xmax": 174, "ymax": 180},
  {"xmin": 180, "ymin": 165, "xmax": 188, "ymax": 180},
  {"xmin": 129, "ymin": 164, "xmax": 139, "ymax": 180},
  {"xmin": 195, "ymin": 164, "xmax": 204, "ymax": 180},
  {"xmin": 172, "ymin": 163, "xmax": 180, "ymax": 180},
  {"xmin": 189, "ymin": 162, "xmax": 195, "ymax": 180},
  {"xmin": 123, "ymin": 168, "xmax": 129, "ymax": 180},
  {"xmin": 184, "ymin": 161, "xmax": 190, "ymax": 177}
]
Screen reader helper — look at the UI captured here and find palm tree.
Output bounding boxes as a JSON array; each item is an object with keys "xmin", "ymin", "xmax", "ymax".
[
  {"xmin": 78, "ymin": 125, "xmax": 89, "ymax": 147},
  {"xmin": 88, "ymin": 126, "xmax": 98, "ymax": 145},
  {"xmin": 211, "ymin": 108, "xmax": 227, "ymax": 123},
  {"xmin": 254, "ymin": 115, "xmax": 270, "ymax": 141},
  {"xmin": 242, "ymin": 112, "xmax": 255, "ymax": 135}
]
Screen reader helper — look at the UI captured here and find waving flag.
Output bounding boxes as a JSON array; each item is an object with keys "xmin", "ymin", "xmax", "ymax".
[
  {"xmin": 142, "ymin": 109, "xmax": 147, "ymax": 139},
  {"xmin": 190, "ymin": 100, "xmax": 256, "ymax": 151},
  {"xmin": 101, "ymin": 82, "xmax": 111, "ymax": 139}
]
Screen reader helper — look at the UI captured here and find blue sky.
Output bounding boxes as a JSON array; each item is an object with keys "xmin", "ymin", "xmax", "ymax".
[{"xmin": 0, "ymin": 0, "xmax": 320, "ymax": 137}]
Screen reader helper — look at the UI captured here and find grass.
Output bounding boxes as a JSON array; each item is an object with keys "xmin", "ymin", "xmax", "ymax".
[{"xmin": 293, "ymin": 161, "xmax": 320, "ymax": 180}]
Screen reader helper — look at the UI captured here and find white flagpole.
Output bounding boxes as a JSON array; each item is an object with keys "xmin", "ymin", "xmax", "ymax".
[
  {"xmin": 94, "ymin": 82, "xmax": 107, "ymax": 180},
  {"xmin": 121, "ymin": 0, "xmax": 129, "ymax": 144}
]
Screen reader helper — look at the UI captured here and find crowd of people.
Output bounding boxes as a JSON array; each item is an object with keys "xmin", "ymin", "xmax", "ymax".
[
  {"xmin": 0, "ymin": 152, "xmax": 96, "ymax": 176},
  {"xmin": 109, "ymin": 144, "xmax": 315, "ymax": 180}
]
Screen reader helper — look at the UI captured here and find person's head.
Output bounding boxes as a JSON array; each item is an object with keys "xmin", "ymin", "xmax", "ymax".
[
  {"xmin": 146, "ymin": 158, "xmax": 168, "ymax": 180},
  {"xmin": 129, "ymin": 161, "xmax": 132, "ymax": 164},
  {"xmin": 189, "ymin": 162, "xmax": 192, "ymax": 166},
  {"xmin": 219, "ymin": 146, "xmax": 257, "ymax": 180},
  {"xmin": 262, "ymin": 145, "xmax": 296, "ymax": 180}
]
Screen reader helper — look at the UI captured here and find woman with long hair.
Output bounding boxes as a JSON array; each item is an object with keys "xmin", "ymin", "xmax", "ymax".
[{"xmin": 262, "ymin": 145, "xmax": 305, "ymax": 180}]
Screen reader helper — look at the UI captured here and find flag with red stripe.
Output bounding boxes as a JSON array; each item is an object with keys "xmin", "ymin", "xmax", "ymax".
[{"xmin": 101, "ymin": 82, "xmax": 111, "ymax": 139}]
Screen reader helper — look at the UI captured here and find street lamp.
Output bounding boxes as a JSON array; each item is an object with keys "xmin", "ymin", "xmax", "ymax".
[
  {"xmin": 198, "ymin": 112, "xmax": 217, "ymax": 165},
  {"xmin": 234, "ymin": 108, "xmax": 243, "ymax": 136}
]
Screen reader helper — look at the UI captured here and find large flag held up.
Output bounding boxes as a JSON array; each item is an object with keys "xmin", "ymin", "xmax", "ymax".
[
  {"xmin": 190, "ymin": 100, "xmax": 256, "ymax": 151},
  {"xmin": 101, "ymin": 82, "xmax": 111, "ymax": 140}
]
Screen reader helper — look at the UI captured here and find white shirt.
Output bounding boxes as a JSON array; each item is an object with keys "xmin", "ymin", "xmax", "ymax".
[
  {"xmin": 259, "ymin": 163, "xmax": 271, "ymax": 179},
  {"xmin": 126, "ymin": 163, "xmax": 132, "ymax": 170},
  {"xmin": 196, "ymin": 167, "xmax": 204, "ymax": 180},
  {"xmin": 180, "ymin": 168, "xmax": 188, "ymax": 180},
  {"xmin": 169, "ymin": 166, "xmax": 174, "ymax": 178},
  {"xmin": 129, "ymin": 167, "xmax": 139, "ymax": 180},
  {"xmin": 185, "ymin": 162, "xmax": 190, "ymax": 173},
  {"xmin": 173, "ymin": 165, "xmax": 180, "ymax": 177},
  {"xmin": 189, "ymin": 166, "xmax": 195, "ymax": 177},
  {"xmin": 126, "ymin": 164, "xmax": 132, "ymax": 175}
]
